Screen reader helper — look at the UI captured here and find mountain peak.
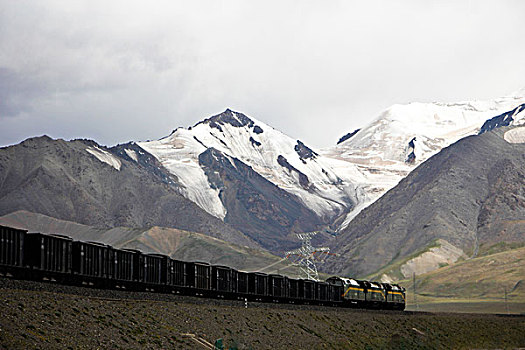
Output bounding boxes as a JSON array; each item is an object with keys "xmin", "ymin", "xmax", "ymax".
[
  {"xmin": 16, "ymin": 135, "xmax": 73, "ymax": 149},
  {"xmin": 195, "ymin": 109, "xmax": 257, "ymax": 131},
  {"xmin": 22, "ymin": 135, "xmax": 54, "ymax": 143}
]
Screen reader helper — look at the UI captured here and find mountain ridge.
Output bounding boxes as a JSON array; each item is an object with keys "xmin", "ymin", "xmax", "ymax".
[
  {"xmin": 0, "ymin": 136, "xmax": 259, "ymax": 249},
  {"xmin": 137, "ymin": 108, "xmax": 363, "ymax": 238},
  {"xmin": 324, "ymin": 126, "xmax": 525, "ymax": 278}
]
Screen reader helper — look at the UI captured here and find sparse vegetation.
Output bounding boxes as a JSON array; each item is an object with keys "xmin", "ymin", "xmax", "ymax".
[
  {"xmin": 1, "ymin": 278, "xmax": 524, "ymax": 349},
  {"xmin": 399, "ymin": 246, "xmax": 525, "ymax": 314},
  {"xmin": 365, "ymin": 239, "xmax": 443, "ymax": 281},
  {"xmin": 478, "ymin": 241, "xmax": 525, "ymax": 257}
]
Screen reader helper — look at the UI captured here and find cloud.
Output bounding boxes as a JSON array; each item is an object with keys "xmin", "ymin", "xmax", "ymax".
[{"xmin": 1, "ymin": 0, "xmax": 525, "ymax": 148}]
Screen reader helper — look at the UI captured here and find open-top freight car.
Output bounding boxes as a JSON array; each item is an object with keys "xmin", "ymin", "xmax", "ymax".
[
  {"xmin": 186, "ymin": 261, "xmax": 211, "ymax": 296},
  {"xmin": 211, "ymin": 265, "xmax": 232, "ymax": 298},
  {"xmin": 301, "ymin": 279, "xmax": 316, "ymax": 302},
  {"xmin": 248, "ymin": 272, "xmax": 268, "ymax": 301},
  {"xmin": 268, "ymin": 274, "xmax": 286, "ymax": 301},
  {"xmin": 72, "ymin": 240, "xmax": 114, "ymax": 286},
  {"xmin": 169, "ymin": 258, "xmax": 187, "ymax": 292},
  {"xmin": 0, "ymin": 226, "xmax": 406, "ymax": 310},
  {"xmin": 112, "ymin": 248, "xmax": 139, "ymax": 288},
  {"xmin": 287, "ymin": 277, "xmax": 301, "ymax": 301},
  {"xmin": 0, "ymin": 225, "xmax": 25, "ymax": 273},
  {"xmin": 26, "ymin": 232, "xmax": 73, "ymax": 281},
  {"xmin": 141, "ymin": 253, "xmax": 170, "ymax": 291},
  {"xmin": 315, "ymin": 281, "xmax": 330, "ymax": 304},
  {"xmin": 233, "ymin": 270, "xmax": 248, "ymax": 297}
]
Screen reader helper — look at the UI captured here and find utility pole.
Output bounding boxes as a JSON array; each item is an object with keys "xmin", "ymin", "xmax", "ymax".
[
  {"xmin": 413, "ymin": 272, "xmax": 419, "ymax": 311},
  {"xmin": 285, "ymin": 231, "xmax": 330, "ymax": 281},
  {"xmin": 505, "ymin": 286, "xmax": 509, "ymax": 315}
]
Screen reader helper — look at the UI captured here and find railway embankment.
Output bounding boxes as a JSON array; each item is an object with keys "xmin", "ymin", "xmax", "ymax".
[{"xmin": 1, "ymin": 278, "xmax": 524, "ymax": 349}]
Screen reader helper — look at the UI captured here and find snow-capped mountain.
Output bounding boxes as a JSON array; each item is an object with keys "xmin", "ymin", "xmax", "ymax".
[
  {"xmin": 138, "ymin": 109, "xmax": 364, "ymax": 225},
  {"xmin": 2, "ymin": 89, "xmax": 524, "ymax": 265},
  {"xmin": 134, "ymin": 89, "xmax": 525, "ymax": 240},
  {"xmin": 322, "ymin": 89, "xmax": 525, "ymax": 228},
  {"xmin": 325, "ymin": 124, "xmax": 525, "ymax": 278}
]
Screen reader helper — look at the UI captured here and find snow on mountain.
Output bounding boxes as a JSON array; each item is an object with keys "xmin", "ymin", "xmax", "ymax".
[
  {"xmin": 504, "ymin": 126, "xmax": 525, "ymax": 144},
  {"xmin": 138, "ymin": 128, "xmax": 227, "ymax": 219},
  {"xmin": 124, "ymin": 148, "xmax": 138, "ymax": 162},
  {"xmin": 86, "ymin": 146, "xmax": 121, "ymax": 171},
  {"xmin": 138, "ymin": 109, "xmax": 364, "ymax": 222},
  {"xmin": 137, "ymin": 89, "xmax": 525, "ymax": 233},
  {"xmin": 322, "ymin": 89, "xmax": 525, "ymax": 229}
]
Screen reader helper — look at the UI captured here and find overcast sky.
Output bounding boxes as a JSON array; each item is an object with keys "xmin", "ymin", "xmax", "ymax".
[{"xmin": 1, "ymin": 1, "xmax": 525, "ymax": 149}]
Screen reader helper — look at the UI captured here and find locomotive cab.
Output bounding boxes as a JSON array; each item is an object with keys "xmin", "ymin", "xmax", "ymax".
[
  {"xmin": 363, "ymin": 281, "xmax": 386, "ymax": 308},
  {"xmin": 382, "ymin": 283, "xmax": 406, "ymax": 310},
  {"xmin": 326, "ymin": 276, "xmax": 367, "ymax": 307}
]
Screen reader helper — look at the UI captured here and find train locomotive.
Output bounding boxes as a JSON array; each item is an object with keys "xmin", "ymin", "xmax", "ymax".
[{"xmin": 0, "ymin": 225, "xmax": 405, "ymax": 310}]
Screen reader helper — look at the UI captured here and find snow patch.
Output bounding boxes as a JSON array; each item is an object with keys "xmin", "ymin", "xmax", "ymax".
[
  {"xmin": 86, "ymin": 146, "xmax": 121, "ymax": 171},
  {"xmin": 124, "ymin": 149, "xmax": 138, "ymax": 162},
  {"xmin": 135, "ymin": 90, "xmax": 525, "ymax": 230},
  {"xmin": 512, "ymin": 108, "xmax": 525, "ymax": 125},
  {"xmin": 504, "ymin": 127, "xmax": 525, "ymax": 143},
  {"xmin": 138, "ymin": 133, "xmax": 227, "ymax": 220}
]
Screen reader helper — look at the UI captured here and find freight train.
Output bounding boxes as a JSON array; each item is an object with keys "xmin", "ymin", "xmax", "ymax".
[{"xmin": 0, "ymin": 225, "xmax": 405, "ymax": 310}]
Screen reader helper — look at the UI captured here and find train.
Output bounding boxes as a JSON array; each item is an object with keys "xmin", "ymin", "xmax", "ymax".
[{"xmin": 0, "ymin": 225, "xmax": 405, "ymax": 310}]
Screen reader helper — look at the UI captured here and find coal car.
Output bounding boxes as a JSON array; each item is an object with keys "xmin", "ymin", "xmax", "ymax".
[
  {"xmin": 112, "ymin": 248, "xmax": 139, "ymax": 288},
  {"xmin": 25, "ymin": 232, "xmax": 73, "ymax": 281},
  {"xmin": 0, "ymin": 225, "xmax": 26, "ymax": 276},
  {"xmin": 211, "ymin": 265, "xmax": 232, "ymax": 297},
  {"xmin": 72, "ymin": 240, "xmax": 113, "ymax": 285}
]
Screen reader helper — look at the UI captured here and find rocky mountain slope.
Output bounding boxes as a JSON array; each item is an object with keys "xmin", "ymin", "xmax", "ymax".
[
  {"xmin": 133, "ymin": 95, "xmax": 525, "ymax": 249},
  {"xmin": 324, "ymin": 126, "xmax": 525, "ymax": 278},
  {"xmin": 197, "ymin": 147, "xmax": 322, "ymax": 251},
  {"xmin": 0, "ymin": 136, "xmax": 257, "ymax": 249}
]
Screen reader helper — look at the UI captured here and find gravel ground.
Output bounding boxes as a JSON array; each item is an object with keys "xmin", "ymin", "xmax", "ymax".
[{"xmin": 1, "ymin": 277, "xmax": 524, "ymax": 349}]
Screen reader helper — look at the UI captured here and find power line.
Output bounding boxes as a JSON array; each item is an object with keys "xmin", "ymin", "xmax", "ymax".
[{"xmin": 284, "ymin": 231, "xmax": 332, "ymax": 281}]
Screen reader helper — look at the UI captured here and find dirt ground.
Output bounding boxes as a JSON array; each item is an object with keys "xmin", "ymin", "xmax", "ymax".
[{"xmin": 0, "ymin": 278, "xmax": 524, "ymax": 349}]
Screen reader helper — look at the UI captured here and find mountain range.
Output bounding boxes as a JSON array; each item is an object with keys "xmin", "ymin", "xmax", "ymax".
[{"xmin": 1, "ymin": 89, "xmax": 524, "ymax": 280}]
